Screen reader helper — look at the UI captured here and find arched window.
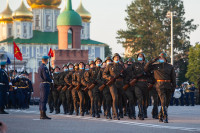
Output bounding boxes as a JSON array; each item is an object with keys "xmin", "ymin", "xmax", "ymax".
[{"xmin": 68, "ymin": 28, "xmax": 73, "ymax": 48}]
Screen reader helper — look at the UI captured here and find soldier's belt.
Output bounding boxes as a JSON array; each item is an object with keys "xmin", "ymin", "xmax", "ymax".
[
  {"xmin": 157, "ymin": 80, "xmax": 171, "ymax": 82},
  {"xmin": 18, "ymin": 86, "xmax": 29, "ymax": 89},
  {"xmin": 116, "ymin": 78, "xmax": 123, "ymax": 81},
  {"xmin": 41, "ymin": 82, "xmax": 51, "ymax": 84},
  {"xmin": 138, "ymin": 79, "xmax": 147, "ymax": 82},
  {"xmin": 0, "ymin": 83, "xmax": 5, "ymax": 85}
]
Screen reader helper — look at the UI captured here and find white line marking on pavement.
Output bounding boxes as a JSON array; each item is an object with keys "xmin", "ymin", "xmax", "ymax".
[{"xmin": 7, "ymin": 109, "xmax": 200, "ymax": 132}]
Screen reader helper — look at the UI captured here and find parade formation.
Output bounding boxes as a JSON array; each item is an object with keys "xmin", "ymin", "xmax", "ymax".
[{"xmin": 37, "ymin": 52, "xmax": 176, "ymax": 123}]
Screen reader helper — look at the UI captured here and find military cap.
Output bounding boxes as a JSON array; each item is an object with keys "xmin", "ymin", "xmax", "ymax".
[
  {"xmin": 95, "ymin": 57, "xmax": 102, "ymax": 63},
  {"xmin": 112, "ymin": 53, "xmax": 121, "ymax": 60},
  {"xmin": 54, "ymin": 66, "xmax": 60, "ymax": 70},
  {"xmin": 89, "ymin": 60, "xmax": 95, "ymax": 65},
  {"xmin": 105, "ymin": 57, "xmax": 113, "ymax": 62},
  {"xmin": 67, "ymin": 62, "xmax": 74, "ymax": 67},
  {"xmin": 62, "ymin": 64, "xmax": 68, "ymax": 69},
  {"xmin": 127, "ymin": 58, "xmax": 135, "ymax": 62},
  {"xmin": 0, "ymin": 61, "xmax": 7, "ymax": 66},
  {"xmin": 21, "ymin": 71, "xmax": 29, "ymax": 75},
  {"xmin": 74, "ymin": 63, "xmax": 79, "ymax": 67},
  {"xmin": 159, "ymin": 52, "xmax": 167, "ymax": 58},
  {"xmin": 42, "ymin": 56, "xmax": 49, "ymax": 60}
]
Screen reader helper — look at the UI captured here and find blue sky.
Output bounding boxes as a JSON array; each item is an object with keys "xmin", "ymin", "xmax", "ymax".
[{"xmin": 0, "ymin": 0, "xmax": 199, "ymax": 56}]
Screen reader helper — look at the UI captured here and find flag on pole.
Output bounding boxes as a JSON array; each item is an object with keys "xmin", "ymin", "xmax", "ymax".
[
  {"xmin": 48, "ymin": 48, "xmax": 54, "ymax": 57},
  {"xmin": 13, "ymin": 41, "xmax": 23, "ymax": 61},
  {"xmin": 7, "ymin": 57, "xmax": 11, "ymax": 64}
]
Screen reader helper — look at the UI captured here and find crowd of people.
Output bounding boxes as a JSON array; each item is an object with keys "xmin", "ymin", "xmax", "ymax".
[
  {"xmin": 0, "ymin": 69, "xmax": 33, "ymax": 113},
  {"xmin": 37, "ymin": 52, "xmax": 176, "ymax": 123},
  {"xmin": 1, "ymin": 52, "xmax": 197, "ymax": 124}
]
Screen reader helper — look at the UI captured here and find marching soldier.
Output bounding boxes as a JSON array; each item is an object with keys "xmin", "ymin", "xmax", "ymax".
[
  {"xmin": 72, "ymin": 62, "xmax": 85, "ymax": 116},
  {"xmin": 144, "ymin": 52, "xmax": 176, "ymax": 123},
  {"xmin": 58, "ymin": 64, "xmax": 69, "ymax": 114},
  {"xmin": 189, "ymin": 83, "xmax": 196, "ymax": 106},
  {"xmin": 81, "ymin": 61, "xmax": 95, "ymax": 116},
  {"xmin": 100, "ymin": 57, "xmax": 112, "ymax": 119},
  {"xmin": 129, "ymin": 53, "xmax": 149, "ymax": 120},
  {"xmin": 0, "ymin": 61, "xmax": 10, "ymax": 114},
  {"xmin": 38, "ymin": 56, "xmax": 52, "ymax": 119},
  {"xmin": 103, "ymin": 53, "xmax": 125, "ymax": 120},
  {"xmin": 64, "ymin": 63, "xmax": 75, "ymax": 115},
  {"xmin": 48, "ymin": 67, "xmax": 54, "ymax": 113},
  {"xmin": 52, "ymin": 66, "xmax": 61, "ymax": 114}
]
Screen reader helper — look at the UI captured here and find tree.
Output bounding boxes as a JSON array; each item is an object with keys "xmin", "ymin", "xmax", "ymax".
[
  {"xmin": 117, "ymin": 0, "xmax": 198, "ymax": 58},
  {"xmin": 105, "ymin": 44, "xmax": 112, "ymax": 57},
  {"xmin": 186, "ymin": 43, "xmax": 200, "ymax": 86}
]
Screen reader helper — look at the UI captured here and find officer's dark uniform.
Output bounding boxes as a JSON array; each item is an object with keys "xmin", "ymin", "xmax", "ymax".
[
  {"xmin": 64, "ymin": 63, "xmax": 74, "ymax": 115},
  {"xmin": 38, "ymin": 56, "xmax": 52, "ymax": 119},
  {"xmin": 18, "ymin": 73, "xmax": 29, "ymax": 109},
  {"xmin": 103, "ymin": 53, "xmax": 125, "ymax": 120},
  {"xmin": 48, "ymin": 67, "xmax": 54, "ymax": 113},
  {"xmin": 72, "ymin": 63, "xmax": 85, "ymax": 116},
  {"xmin": 0, "ymin": 62, "xmax": 9, "ymax": 114},
  {"xmin": 189, "ymin": 84, "xmax": 196, "ymax": 106},
  {"xmin": 145, "ymin": 52, "xmax": 176, "ymax": 123}
]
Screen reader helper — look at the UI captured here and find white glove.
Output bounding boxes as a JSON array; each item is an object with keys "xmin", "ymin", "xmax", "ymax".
[
  {"xmin": 31, "ymin": 92, "xmax": 34, "ymax": 95},
  {"xmin": 9, "ymin": 82, "xmax": 12, "ymax": 86},
  {"xmin": 7, "ymin": 92, "xmax": 9, "ymax": 95},
  {"xmin": 52, "ymin": 80, "xmax": 54, "ymax": 83},
  {"xmin": 14, "ymin": 87, "xmax": 17, "ymax": 90}
]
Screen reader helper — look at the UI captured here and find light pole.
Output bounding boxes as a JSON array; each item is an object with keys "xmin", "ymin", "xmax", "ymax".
[{"xmin": 166, "ymin": 11, "xmax": 176, "ymax": 65}]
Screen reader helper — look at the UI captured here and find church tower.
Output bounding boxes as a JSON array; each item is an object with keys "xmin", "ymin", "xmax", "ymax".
[
  {"xmin": 27, "ymin": 0, "xmax": 61, "ymax": 32},
  {"xmin": 12, "ymin": 0, "xmax": 33, "ymax": 39},
  {"xmin": 76, "ymin": 0, "xmax": 91, "ymax": 40},
  {"xmin": 0, "ymin": 0, "xmax": 13, "ymax": 41}
]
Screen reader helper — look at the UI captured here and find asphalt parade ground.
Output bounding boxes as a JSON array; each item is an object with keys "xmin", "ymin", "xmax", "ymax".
[{"xmin": 0, "ymin": 105, "xmax": 200, "ymax": 133}]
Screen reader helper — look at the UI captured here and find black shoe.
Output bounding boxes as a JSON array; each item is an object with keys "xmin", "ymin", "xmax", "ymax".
[
  {"xmin": 92, "ymin": 113, "xmax": 95, "ymax": 117},
  {"xmin": 69, "ymin": 112, "xmax": 73, "ymax": 115},
  {"xmin": 120, "ymin": 113, "xmax": 124, "ymax": 118},
  {"xmin": 0, "ymin": 110, "xmax": 9, "ymax": 114},
  {"xmin": 40, "ymin": 111, "xmax": 51, "ymax": 120},
  {"xmin": 96, "ymin": 114, "xmax": 100, "ymax": 118},
  {"xmin": 81, "ymin": 113, "xmax": 84, "ymax": 116}
]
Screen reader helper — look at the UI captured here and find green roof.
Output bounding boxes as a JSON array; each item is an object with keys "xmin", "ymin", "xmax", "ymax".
[
  {"xmin": 0, "ymin": 30, "xmax": 105, "ymax": 45},
  {"xmin": 57, "ymin": 0, "xmax": 82, "ymax": 26}
]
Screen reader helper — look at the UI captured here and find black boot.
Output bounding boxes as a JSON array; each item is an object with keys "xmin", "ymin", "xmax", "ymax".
[
  {"xmin": 152, "ymin": 106, "xmax": 158, "ymax": 119},
  {"xmin": 138, "ymin": 105, "xmax": 144, "ymax": 120},
  {"xmin": 143, "ymin": 106, "xmax": 148, "ymax": 118},
  {"xmin": 158, "ymin": 107, "xmax": 163, "ymax": 122},
  {"xmin": 162, "ymin": 106, "xmax": 168, "ymax": 123},
  {"xmin": 0, "ymin": 108, "xmax": 9, "ymax": 114},
  {"xmin": 40, "ymin": 111, "xmax": 51, "ymax": 120}
]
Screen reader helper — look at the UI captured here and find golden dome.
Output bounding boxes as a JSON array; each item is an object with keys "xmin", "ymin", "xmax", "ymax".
[
  {"xmin": 0, "ymin": 1, "xmax": 13, "ymax": 23},
  {"xmin": 27, "ymin": 0, "xmax": 62, "ymax": 9},
  {"xmin": 76, "ymin": 0, "xmax": 91, "ymax": 22},
  {"xmin": 12, "ymin": 0, "xmax": 33, "ymax": 21}
]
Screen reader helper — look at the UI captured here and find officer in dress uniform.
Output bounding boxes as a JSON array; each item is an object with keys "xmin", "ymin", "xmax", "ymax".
[
  {"xmin": 145, "ymin": 52, "xmax": 176, "ymax": 123},
  {"xmin": 0, "ymin": 61, "xmax": 10, "ymax": 114},
  {"xmin": 189, "ymin": 83, "xmax": 196, "ymax": 106},
  {"xmin": 38, "ymin": 56, "xmax": 52, "ymax": 119}
]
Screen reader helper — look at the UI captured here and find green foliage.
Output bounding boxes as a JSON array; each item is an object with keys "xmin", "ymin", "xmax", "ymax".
[
  {"xmin": 186, "ymin": 43, "xmax": 200, "ymax": 86},
  {"xmin": 105, "ymin": 44, "xmax": 112, "ymax": 58},
  {"xmin": 117, "ymin": 0, "xmax": 198, "ymax": 58}
]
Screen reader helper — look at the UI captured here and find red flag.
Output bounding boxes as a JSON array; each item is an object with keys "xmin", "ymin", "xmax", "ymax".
[
  {"xmin": 13, "ymin": 41, "xmax": 23, "ymax": 61},
  {"xmin": 48, "ymin": 48, "xmax": 54, "ymax": 57}
]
